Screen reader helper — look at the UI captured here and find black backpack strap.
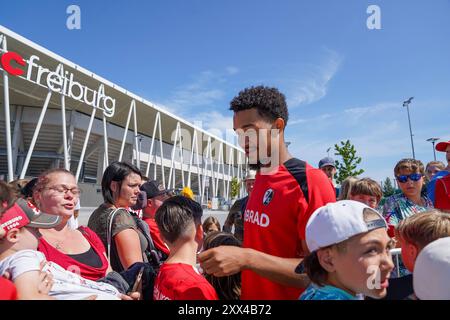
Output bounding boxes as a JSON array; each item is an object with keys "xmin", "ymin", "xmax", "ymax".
[
  {"xmin": 129, "ymin": 212, "xmax": 165, "ymax": 266},
  {"xmin": 284, "ymin": 158, "xmax": 309, "ymax": 204}
]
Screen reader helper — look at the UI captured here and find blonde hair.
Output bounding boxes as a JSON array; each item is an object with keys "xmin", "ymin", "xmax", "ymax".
[
  {"xmin": 425, "ymin": 161, "xmax": 445, "ymax": 172},
  {"xmin": 350, "ymin": 178, "xmax": 383, "ymax": 201},
  {"xmin": 396, "ymin": 210, "xmax": 450, "ymax": 250},
  {"xmin": 337, "ymin": 176, "xmax": 358, "ymax": 200}
]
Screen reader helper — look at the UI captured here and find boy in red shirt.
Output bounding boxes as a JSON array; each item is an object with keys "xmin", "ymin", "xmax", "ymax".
[{"xmin": 153, "ymin": 196, "xmax": 218, "ymax": 300}]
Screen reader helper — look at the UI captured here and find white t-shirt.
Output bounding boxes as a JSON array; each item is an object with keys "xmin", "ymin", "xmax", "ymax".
[
  {"xmin": 67, "ymin": 216, "xmax": 79, "ymax": 230},
  {"xmin": 67, "ymin": 200, "xmax": 81, "ymax": 230},
  {"xmin": 0, "ymin": 250, "xmax": 120, "ymax": 300}
]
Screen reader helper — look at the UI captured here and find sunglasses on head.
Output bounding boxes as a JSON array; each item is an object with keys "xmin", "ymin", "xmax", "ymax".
[{"xmin": 396, "ymin": 173, "xmax": 423, "ymax": 183}]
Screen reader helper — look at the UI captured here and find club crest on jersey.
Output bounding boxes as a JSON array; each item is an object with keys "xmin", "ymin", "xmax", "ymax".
[{"xmin": 262, "ymin": 189, "xmax": 274, "ymax": 206}]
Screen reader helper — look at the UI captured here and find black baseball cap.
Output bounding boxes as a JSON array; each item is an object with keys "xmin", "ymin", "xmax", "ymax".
[{"xmin": 140, "ymin": 180, "xmax": 171, "ymax": 199}]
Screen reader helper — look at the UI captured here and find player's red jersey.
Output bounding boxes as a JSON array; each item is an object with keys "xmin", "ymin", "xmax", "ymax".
[
  {"xmin": 435, "ymin": 175, "xmax": 450, "ymax": 211},
  {"xmin": 153, "ymin": 263, "xmax": 218, "ymax": 300},
  {"xmin": 241, "ymin": 158, "xmax": 336, "ymax": 300}
]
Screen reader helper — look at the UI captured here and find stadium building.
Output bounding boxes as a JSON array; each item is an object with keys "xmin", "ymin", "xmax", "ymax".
[{"xmin": 0, "ymin": 25, "xmax": 246, "ymax": 207}]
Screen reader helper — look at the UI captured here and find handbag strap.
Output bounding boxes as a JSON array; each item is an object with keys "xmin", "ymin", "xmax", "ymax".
[
  {"xmin": 130, "ymin": 213, "xmax": 161, "ymax": 265},
  {"xmin": 106, "ymin": 207, "xmax": 124, "ymax": 260}
]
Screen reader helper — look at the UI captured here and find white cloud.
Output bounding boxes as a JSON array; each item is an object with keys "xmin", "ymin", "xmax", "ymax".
[
  {"xmin": 290, "ymin": 113, "xmax": 332, "ymax": 125},
  {"xmin": 189, "ymin": 111, "xmax": 235, "ymax": 143},
  {"xmin": 285, "ymin": 50, "xmax": 342, "ymax": 107},
  {"xmin": 165, "ymin": 70, "xmax": 227, "ymax": 109},
  {"xmin": 226, "ymin": 66, "xmax": 239, "ymax": 75},
  {"xmin": 343, "ymin": 102, "xmax": 398, "ymax": 122}
]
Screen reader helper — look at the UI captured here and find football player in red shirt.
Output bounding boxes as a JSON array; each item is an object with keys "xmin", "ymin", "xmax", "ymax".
[{"xmin": 198, "ymin": 86, "xmax": 336, "ymax": 300}]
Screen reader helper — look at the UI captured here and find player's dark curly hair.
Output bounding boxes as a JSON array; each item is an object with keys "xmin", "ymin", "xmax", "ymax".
[{"xmin": 229, "ymin": 86, "xmax": 289, "ymax": 124}]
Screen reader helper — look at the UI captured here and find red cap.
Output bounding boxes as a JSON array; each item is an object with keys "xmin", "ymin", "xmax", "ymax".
[
  {"xmin": 436, "ymin": 141, "xmax": 450, "ymax": 152},
  {"xmin": 0, "ymin": 199, "xmax": 62, "ymax": 235},
  {"xmin": 0, "ymin": 203, "xmax": 31, "ymax": 234}
]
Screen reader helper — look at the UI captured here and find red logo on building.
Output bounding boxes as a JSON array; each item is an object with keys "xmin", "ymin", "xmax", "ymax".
[{"xmin": 0, "ymin": 51, "xmax": 25, "ymax": 76}]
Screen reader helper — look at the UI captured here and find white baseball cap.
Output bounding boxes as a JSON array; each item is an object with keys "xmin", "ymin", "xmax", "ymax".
[
  {"xmin": 413, "ymin": 237, "xmax": 450, "ymax": 300},
  {"xmin": 244, "ymin": 169, "xmax": 257, "ymax": 181},
  {"xmin": 306, "ymin": 200, "xmax": 388, "ymax": 252}
]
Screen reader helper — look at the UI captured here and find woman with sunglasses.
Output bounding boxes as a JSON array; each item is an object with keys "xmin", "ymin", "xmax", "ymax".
[
  {"xmin": 379, "ymin": 158, "xmax": 433, "ymax": 300},
  {"xmin": 381, "ymin": 159, "xmax": 433, "ymax": 227},
  {"xmin": 33, "ymin": 168, "xmax": 113, "ymax": 281}
]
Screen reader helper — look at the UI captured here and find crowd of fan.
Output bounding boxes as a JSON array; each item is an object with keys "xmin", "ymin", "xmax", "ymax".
[{"xmin": 1, "ymin": 85, "xmax": 449, "ymax": 301}]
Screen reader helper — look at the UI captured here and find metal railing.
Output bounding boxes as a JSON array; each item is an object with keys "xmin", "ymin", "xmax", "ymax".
[{"xmin": 390, "ymin": 248, "xmax": 402, "ymax": 278}]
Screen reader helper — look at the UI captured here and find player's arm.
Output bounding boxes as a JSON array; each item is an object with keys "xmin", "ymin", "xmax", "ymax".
[
  {"xmin": 14, "ymin": 271, "xmax": 56, "ymax": 300},
  {"xmin": 198, "ymin": 244, "xmax": 311, "ymax": 288},
  {"xmin": 244, "ymin": 245, "xmax": 311, "ymax": 288}
]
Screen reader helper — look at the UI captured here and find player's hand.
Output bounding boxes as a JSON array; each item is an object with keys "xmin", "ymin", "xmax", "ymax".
[{"xmin": 198, "ymin": 246, "xmax": 249, "ymax": 277}]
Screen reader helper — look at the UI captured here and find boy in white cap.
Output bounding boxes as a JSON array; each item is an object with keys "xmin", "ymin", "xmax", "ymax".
[
  {"xmin": 413, "ymin": 237, "xmax": 450, "ymax": 300},
  {"xmin": 299, "ymin": 200, "xmax": 395, "ymax": 300}
]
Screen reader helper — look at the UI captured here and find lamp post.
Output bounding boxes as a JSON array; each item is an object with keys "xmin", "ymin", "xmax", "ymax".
[
  {"xmin": 403, "ymin": 97, "xmax": 415, "ymax": 159},
  {"xmin": 426, "ymin": 138, "xmax": 440, "ymax": 161}
]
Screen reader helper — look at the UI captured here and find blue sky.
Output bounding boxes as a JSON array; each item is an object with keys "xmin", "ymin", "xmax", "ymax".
[{"xmin": 1, "ymin": 0, "xmax": 449, "ymax": 183}]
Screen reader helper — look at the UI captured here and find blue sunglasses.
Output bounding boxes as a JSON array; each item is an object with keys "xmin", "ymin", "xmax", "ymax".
[{"xmin": 396, "ymin": 173, "xmax": 423, "ymax": 183}]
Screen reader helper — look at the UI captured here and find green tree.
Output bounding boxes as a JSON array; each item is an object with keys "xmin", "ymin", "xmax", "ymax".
[
  {"xmin": 231, "ymin": 177, "xmax": 240, "ymax": 199},
  {"xmin": 334, "ymin": 140, "xmax": 365, "ymax": 185},
  {"xmin": 382, "ymin": 177, "xmax": 395, "ymax": 197}
]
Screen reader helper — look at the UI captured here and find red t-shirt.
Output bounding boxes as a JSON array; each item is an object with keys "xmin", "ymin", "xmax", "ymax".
[
  {"xmin": 143, "ymin": 218, "xmax": 170, "ymax": 256},
  {"xmin": 435, "ymin": 175, "xmax": 450, "ymax": 210},
  {"xmin": 241, "ymin": 159, "xmax": 336, "ymax": 300},
  {"xmin": 38, "ymin": 226, "xmax": 109, "ymax": 281},
  {"xmin": 0, "ymin": 277, "xmax": 17, "ymax": 300},
  {"xmin": 153, "ymin": 263, "xmax": 218, "ymax": 300}
]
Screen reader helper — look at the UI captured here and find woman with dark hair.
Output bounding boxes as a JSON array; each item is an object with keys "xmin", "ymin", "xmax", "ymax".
[{"xmin": 88, "ymin": 161, "xmax": 149, "ymax": 273}]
